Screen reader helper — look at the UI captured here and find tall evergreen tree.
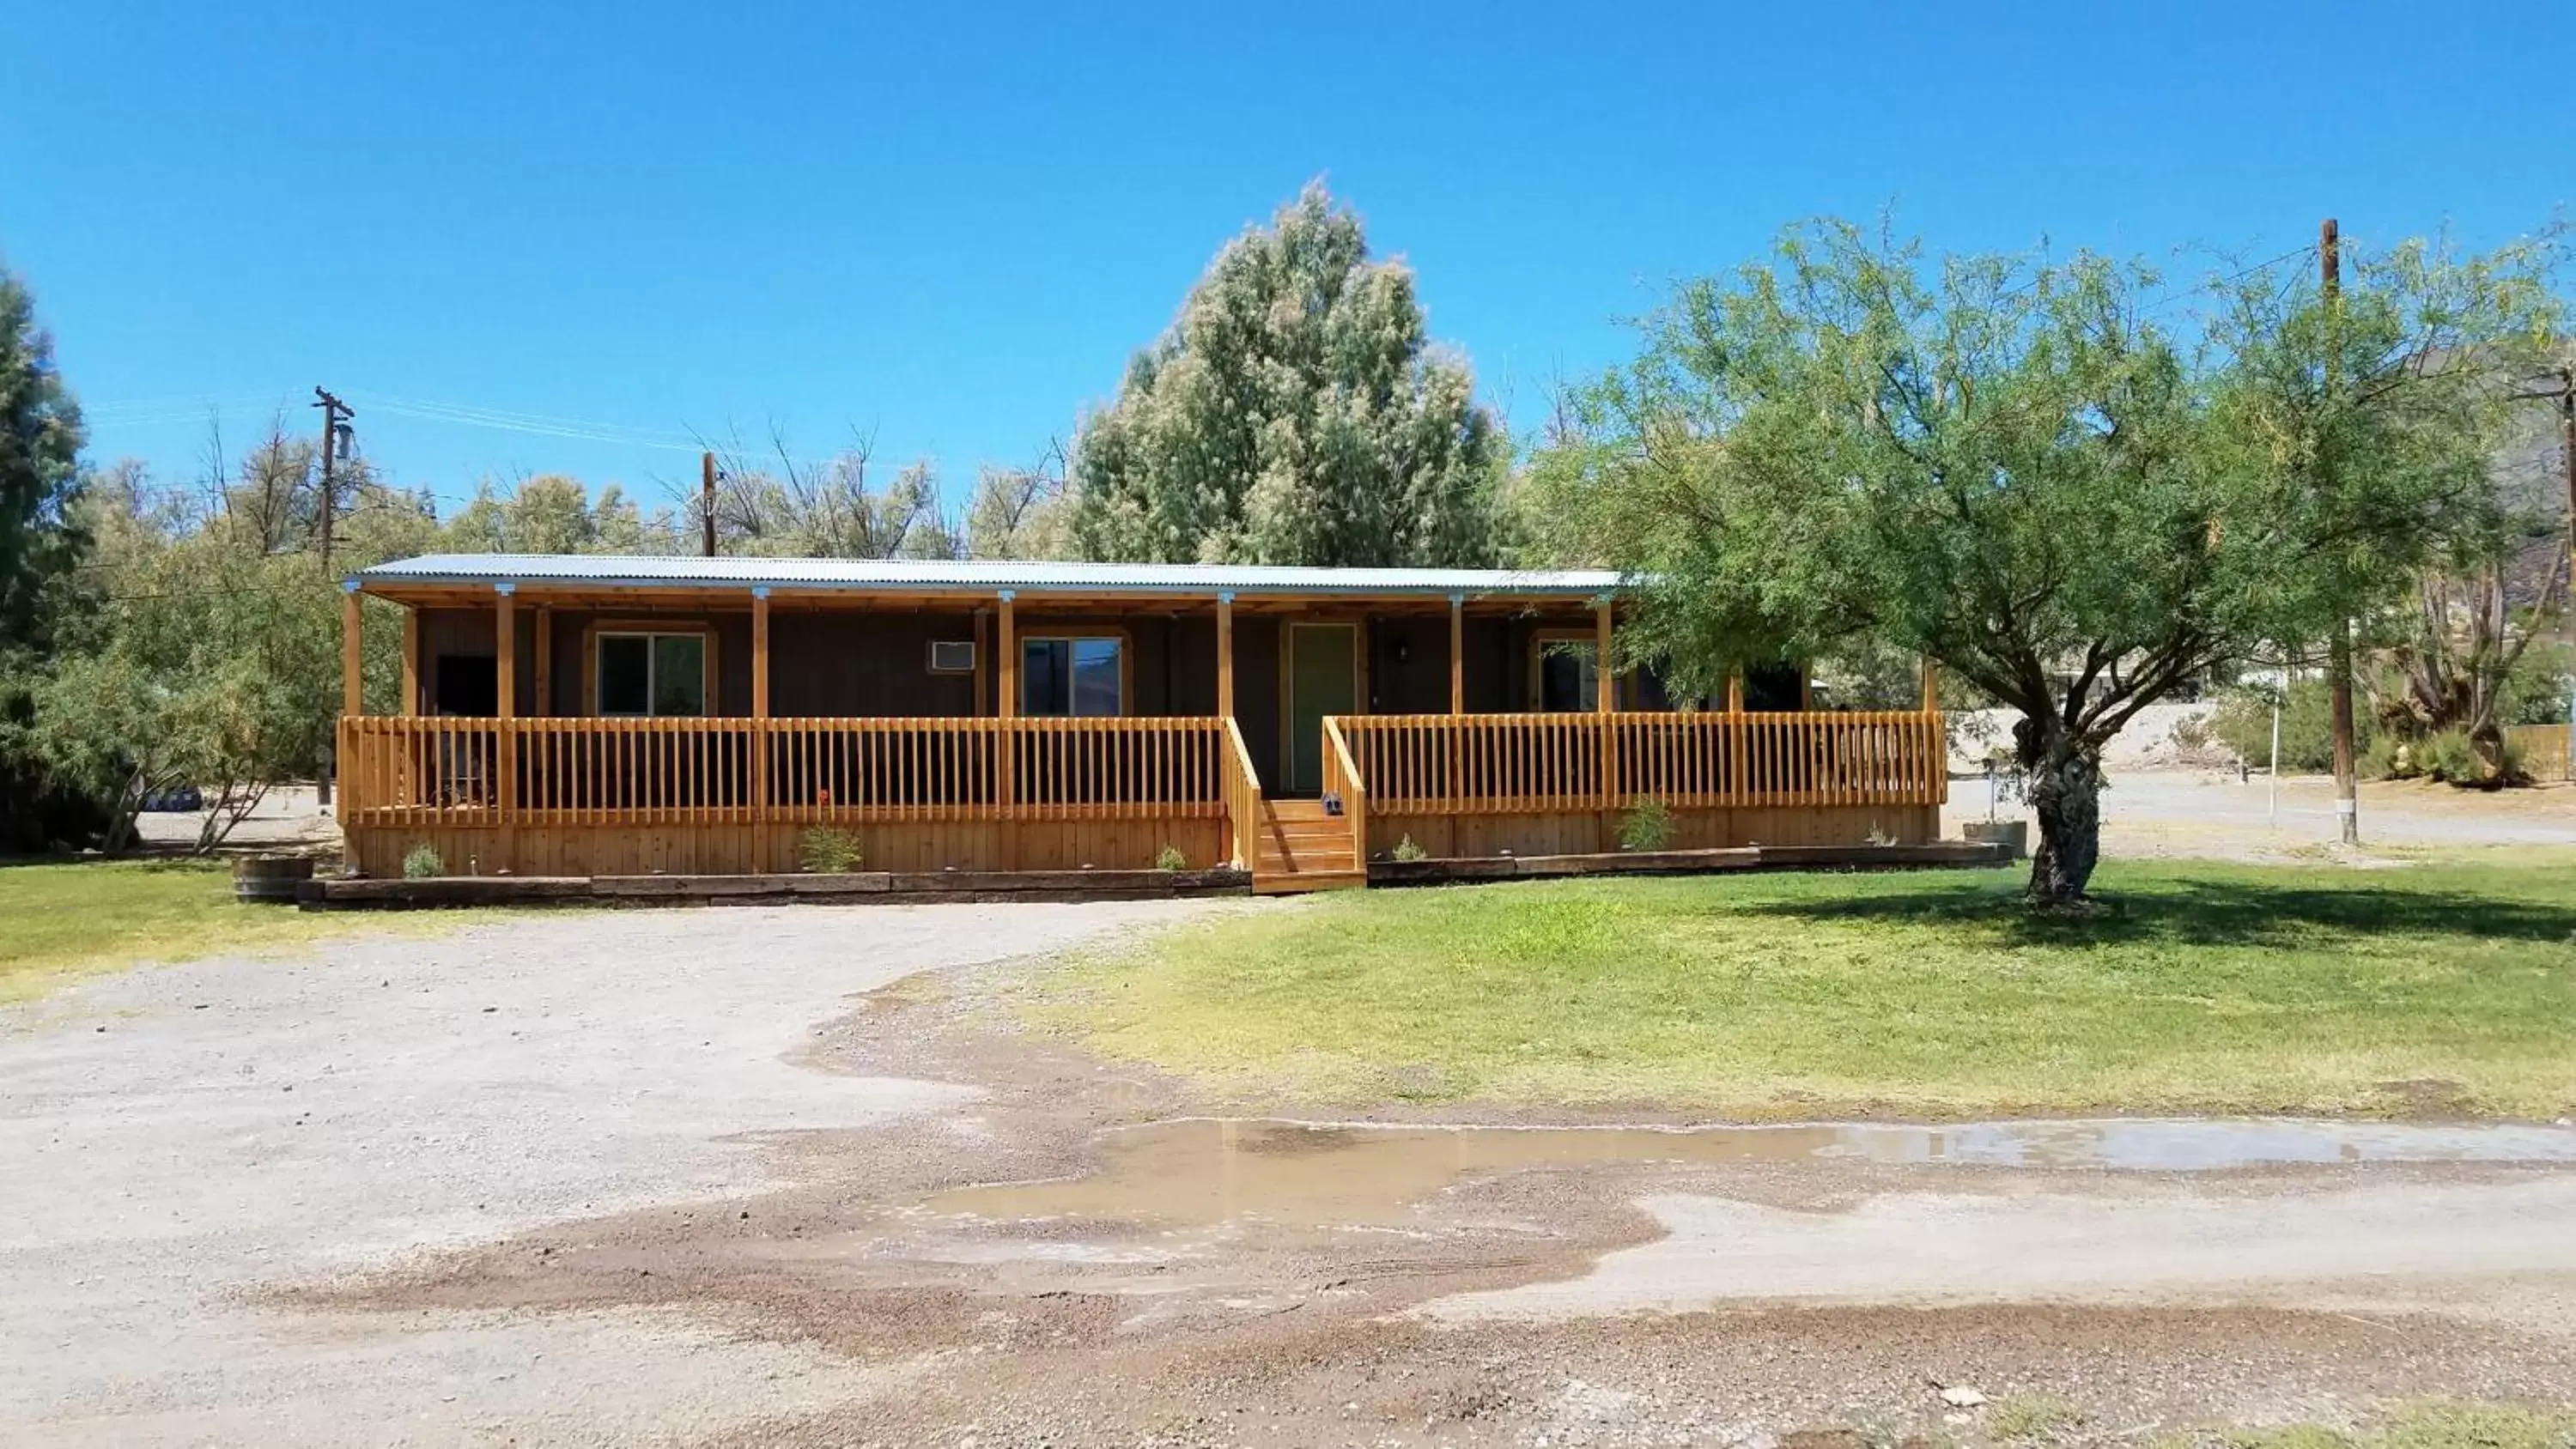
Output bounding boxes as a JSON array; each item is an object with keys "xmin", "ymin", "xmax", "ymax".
[
  {"xmin": 1069, "ymin": 183, "xmax": 1504, "ymax": 567},
  {"xmin": 0, "ymin": 266, "xmax": 86, "ymax": 652},
  {"xmin": 0, "ymin": 265, "xmax": 98, "ymax": 850}
]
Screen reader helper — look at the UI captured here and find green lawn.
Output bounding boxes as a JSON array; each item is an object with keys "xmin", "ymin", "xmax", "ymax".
[
  {"xmin": 0, "ymin": 859, "xmax": 465, "ymax": 1002},
  {"xmin": 1034, "ymin": 853, "xmax": 2576, "ymax": 1119}
]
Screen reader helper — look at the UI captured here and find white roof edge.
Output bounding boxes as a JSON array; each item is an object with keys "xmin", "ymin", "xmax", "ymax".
[{"xmin": 354, "ymin": 554, "xmax": 1623, "ymax": 596}]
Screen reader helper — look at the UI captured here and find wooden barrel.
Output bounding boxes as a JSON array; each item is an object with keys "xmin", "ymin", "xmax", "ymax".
[{"xmin": 233, "ymin": 855, "xmax": 314, "ymax": 905}]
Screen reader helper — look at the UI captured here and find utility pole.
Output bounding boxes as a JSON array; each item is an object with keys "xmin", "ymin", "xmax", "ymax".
[
  {"xmin": 2561, "ymin": 365, "xmax": 2575, "ymax": 782},
  {"xmin": 701, "ymin": 451, "xmax": 718, "ymax": 558},
  {"xmin": 313, "ymin": 387, "xmax": 355, "ymax": 571},
  {"xmin": 2321, "ymin": 219, "xmax": 2361, "ymax": 846}
]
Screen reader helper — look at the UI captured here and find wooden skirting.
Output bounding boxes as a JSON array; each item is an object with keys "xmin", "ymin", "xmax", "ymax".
[
  {"xmin": 348, "ymin": 815, "xmax": 1228, "ymax": 880},
  {"xmin": 1364, "ymin": 803, "xmax": 1941, "ymax": 861},
  {"xmin": 304, "ymin": 866, "xmax": 1254, "ymax": 910},
  {"xmin": 1368, "ymin": 839, "xmax": 2012, "ymax": 887}
]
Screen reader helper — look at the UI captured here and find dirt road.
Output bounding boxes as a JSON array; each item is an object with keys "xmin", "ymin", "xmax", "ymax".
[{"xmin": 9, "ymin": 905, "xmax": 2575, "ymax": 1446}]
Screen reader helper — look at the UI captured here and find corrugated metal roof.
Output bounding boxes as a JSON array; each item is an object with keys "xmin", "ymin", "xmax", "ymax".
[{"xmin": 355, "ymin": 554, "xmax": 1622, "ymax": 597}]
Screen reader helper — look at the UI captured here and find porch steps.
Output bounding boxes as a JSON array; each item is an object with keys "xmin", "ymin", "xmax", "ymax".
[{"xmin": 1250, "ymin": 798, "xmax": 1366, "ymax": 895}]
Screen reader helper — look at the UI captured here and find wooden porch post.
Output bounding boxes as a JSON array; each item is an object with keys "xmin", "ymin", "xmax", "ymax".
[
  {"xmin": 1595, "ymin": 600, "xmax": 1616, "ymax": 832},
  {"xmin": 1727, "ymin": 668, "xmax": 1746, "ymax": 807},
  {"xmin": 342, "ymin": 582, "xmax": 364, "ymax": 718},
  {"xmin": 996, "ymin": 589, "xmax": 1017, "ymax": 869},
  {"xmin": 495, "ymin": 583, "xmax": 516, "ymax": 866},
  {"xmin": 398, "ymin": 603, "xmax": 418, "ymax": 715},
  {"xmin": 973, "ymin": 609, "xmax": 990, "ymax": 715},
  {"xmin": 1448, "ymin": 593, "xmax": 1464, "ymax": 812},
  {"xmin": 339, "ymin": 582, "xmax": 361, "ymax": 841},
  {"xmin": 1215, "ymin": 591, "xmax": 1235, "ymax": 718},
  {"xmin": 751, "ymin": 586, "xmax": 771, "ymax": 873},
  {"xmin": 532, "ymin": 608, "xmax": 551, "ymax": 718},
  {"xmin": 495, "ymin": 584, "xmax": 516, "ymax": 718}
]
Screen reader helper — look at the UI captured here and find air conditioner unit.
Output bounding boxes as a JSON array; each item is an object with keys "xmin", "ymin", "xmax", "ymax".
[{"xmin": 927, "ymin": 640, "xmax": 975, "ymax": 674}]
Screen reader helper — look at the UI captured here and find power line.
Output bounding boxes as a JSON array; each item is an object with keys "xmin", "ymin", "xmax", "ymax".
[
  {"xmin": 340, "ymin": 389, "xmax": 705, "ymax": 444},
  {"xmin": 342, "ymin": 390, "xmax": 710, "ymax": 452}
]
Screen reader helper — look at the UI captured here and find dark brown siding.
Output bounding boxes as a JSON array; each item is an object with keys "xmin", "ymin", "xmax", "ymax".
[
  {"xmin": 400, "ymin": 601, "xmax": 1656, "ymax": 731},
  {"xmin": 1234, "ymin": 616, "xmax": 1283, "ymax": 792},
  {"xmin": 1463, "ymin": 616, "xmax": 1517, "ymax": 712},
  {"xmin": 769, "ymin": 610, "xmax": 979, "ymax": 717},
  {"xmin": 1167, "ymin": 616, "xmax": 1219, "ymax": 715},
  {"xmin": 1366, "ymin": 615, "xmax": 1450, "ymax": 714},
  {"xmin": 416, "ymin": 607, "xmax": 496, "ymax": 715}
]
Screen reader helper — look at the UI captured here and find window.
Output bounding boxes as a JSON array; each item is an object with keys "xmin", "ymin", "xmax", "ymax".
[
  {"xmin": 927, "ymin": 640, "xmax": 975, "ymax": 674},
  {"xmin": 1022, "ymin": 636, "xmax": 1122, "ymax": 717},
  {"xmin": 598, "ymin": 632, "xmax": 708, "ymax": 717},
  {"xmin": 1538, "ymin": 640, "xmax": 1599, "ymax": 712}
]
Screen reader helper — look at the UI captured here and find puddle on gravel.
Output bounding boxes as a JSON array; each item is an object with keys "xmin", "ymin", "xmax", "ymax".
[{"xmin": 928, "ymin": 1118, "xmax": 2576, "ymax": 1228}]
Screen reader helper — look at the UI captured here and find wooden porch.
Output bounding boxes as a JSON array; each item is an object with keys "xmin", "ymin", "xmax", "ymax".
[
  {"xmin": 335, "ymin": 556, "xmax": 1949, "ymax": 894},
  {"xmin": 334, "ymin": 708, "xmax": 1947, "ymax": 891}
]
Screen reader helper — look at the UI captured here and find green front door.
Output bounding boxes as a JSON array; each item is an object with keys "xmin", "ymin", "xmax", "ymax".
[{"xmin": 1286, "ymin": 623, "xmax": 1358, "ymax": 795}]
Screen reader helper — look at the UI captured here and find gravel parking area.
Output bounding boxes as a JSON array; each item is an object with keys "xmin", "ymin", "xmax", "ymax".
[
  {"xmin": 1948, "ymin": 766, "xmax": 2576, "ymax": 861},
  {"xmin": 0, "ymin": 900, "xmax": 1222, "ymax": 1446}
]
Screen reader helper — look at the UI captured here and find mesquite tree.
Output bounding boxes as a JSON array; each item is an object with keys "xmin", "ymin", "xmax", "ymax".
[{"xmin": 1535, "ymin": 221, "xmax": 2559, "ymax": 902}]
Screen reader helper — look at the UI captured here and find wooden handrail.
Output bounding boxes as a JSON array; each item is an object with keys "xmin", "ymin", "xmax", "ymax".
[
  {"xmin": 339, "ymin": 709, "xmax": 1950, "ymax": 834},
  {"xmin": 337, "ymin": 715, "xmax": 1230, "ymax": 829},
  {"xmin": 1335, "ymin": 710, "xmax": 1947, "ymax": 814},
  {"xmin": 1321, "ymin": 716, "xmax": 1368, "ymax": 866},
  {"xmin": 1219, "ymin": 716, "xmax": 1262, "ymax": 869}
]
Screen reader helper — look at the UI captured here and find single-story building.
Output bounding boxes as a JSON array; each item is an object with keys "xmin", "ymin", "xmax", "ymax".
[{"xmin": 336, "ymin": 555, "xmax": 1946, "ymax": 892}]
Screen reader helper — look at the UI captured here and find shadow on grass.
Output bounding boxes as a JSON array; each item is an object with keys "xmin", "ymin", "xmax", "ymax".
[{"xmin": 1738, "ymin": 873, "xmax": 2576, "ymax": 950}]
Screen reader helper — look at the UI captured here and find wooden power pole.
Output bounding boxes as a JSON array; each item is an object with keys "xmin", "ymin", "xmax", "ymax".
[
  {"xmin": 311, "ymin": 387, "xmax": 355, "ymax": 809},
  {"xmin": 702, "ymin": 451, "xmax": 719, "ymax": 557},
  {"xmin": 313, "ymin": 387, "xmax": 355, "ymax": 571},
  {"xmin": 2321, "ymin": 219, "xmax": 2360, "ymax": 845},
  {"xmin": 2561, "ymin": 365, "xmax": 2576, "ymax": 781}
]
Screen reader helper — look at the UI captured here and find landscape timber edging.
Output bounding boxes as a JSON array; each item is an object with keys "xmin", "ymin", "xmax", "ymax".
[
  {"xmin": 1368, "ymin": 840, "xmax": 2013, "ymax": 887},
  {"xmin": 297, "ymin": 867, "xmax": 1255, "ymax": 910}
]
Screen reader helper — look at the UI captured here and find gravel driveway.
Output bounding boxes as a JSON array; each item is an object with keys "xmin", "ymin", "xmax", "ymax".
[{"xmin": 0, "ymin": 901, "xmax": 1220, "ymax": 1446}]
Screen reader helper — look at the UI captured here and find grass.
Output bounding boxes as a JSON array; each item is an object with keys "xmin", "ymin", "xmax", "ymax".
[
  {"xmin": 2194, "ymin": 1401, "xmax": 2576, "ymax": 1449},
  {"xmin": 1033, "ymin": 853, "xmax": 2576, "ymax": 1118},
  {"xmin": 1991, "ymin": 1397, "xmax": 2089, "ymax": 1442},
  {"xmin": 0, "ymin": 858, "xmax": 476, "ymax": 1002}
]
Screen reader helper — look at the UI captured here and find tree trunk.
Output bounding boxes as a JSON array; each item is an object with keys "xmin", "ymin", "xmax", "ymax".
[{"xmin": 2015, "ymin": 716, "xmax": 2103, "ymax": 904}]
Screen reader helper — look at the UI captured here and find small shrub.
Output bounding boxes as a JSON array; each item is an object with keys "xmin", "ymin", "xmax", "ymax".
[
  {"xmin": 2361, "ymin": 733, "xmax": 2418, "ymax": 780},
  {"xmin": 798, "ymin": 827, "xmax": 866, "ymax": 873},
  {"xmin": 2420, "ymin": 729, "xmax": 2485, "ymax": 786},
  {"xmin": 1619, "ymin": 797, "xmax": 1674, "ymax": 852},
  {"xmin": 1154, "ymin": 844, "xmax": 1188, "ymax": 871},
  {"xmin": 1391, "ymin": 834, "xmax": 1429, "ymax": 863},
  {"xmin": 401, "ymin": 844, "xmax": 444, "ymax": 880}
]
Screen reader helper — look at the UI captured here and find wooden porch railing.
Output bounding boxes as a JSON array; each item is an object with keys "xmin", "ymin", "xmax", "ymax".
[
  {"xmin": 337, "ymin": 716, "xmax": 1230, "ymax": 828},
  {"xmin": 1334, "ymin": 711, "xmax": 1947, "ymax": 815},
  {"xmin": 1321, "ymin": 716, "xmax": 1368, "ymax": 862},
  {"xmin": 1218, "ymin": 717, "xmax": 1263, "ymax": 868}
]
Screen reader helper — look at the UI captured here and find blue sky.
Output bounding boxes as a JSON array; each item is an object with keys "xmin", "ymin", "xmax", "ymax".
[{"xmin": 4, "ymin": 0, "xmax": 2567, "ymax": 518}]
